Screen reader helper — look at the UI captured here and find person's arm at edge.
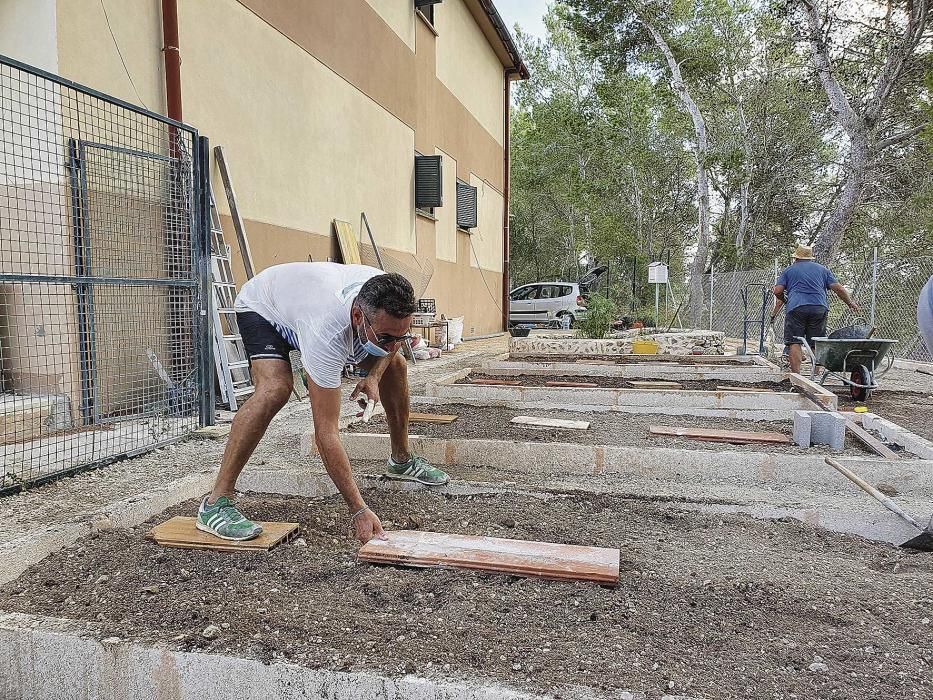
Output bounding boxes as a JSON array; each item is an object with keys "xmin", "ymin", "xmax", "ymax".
[
  {"xmin": 829, "ymin": 282, "xmax": 860, "ymax": 311},
  {"xmin": 772, "ymin": 284, "xmax": 786, "ymax": 320},
  {"xmin": 307, "ymin": 379, "xmax": 386, "ymax": 543}
]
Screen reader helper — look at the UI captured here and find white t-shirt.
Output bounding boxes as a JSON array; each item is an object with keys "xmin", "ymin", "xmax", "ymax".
[{"xmin": 233, "ymin": 262, "xmax": 382, "ymax": 389}]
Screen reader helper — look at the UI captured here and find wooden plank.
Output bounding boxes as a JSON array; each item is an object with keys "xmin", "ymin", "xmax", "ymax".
[
  {"xmin": 787, "ymin": 372, "xmax": 836, "ymax": 407},
  {"xmin": 716, "ymin": 385, "xmax": 764, "ymax": 393},
  {"xmin": 649, "ymin": 425, "xmax": 791, "ymax": 445},
  {"xmin": 469, "ymin": 378, "xmax": 521, "ymax": 386},
  {"xmin": 844, "ymin": 420, "xmax": 900, "ymax": 459},
  {"xmin": 333, "ymin": 219, "xmax": 362, "ymax": 265},
  {"xmin": 358, "ymin": 530, "xmax": 619, "ymax": 585},
  {"xmin": 214, "ymin": 146, "xmax": 255, "ymax": 278},
  {"xmin": 544, "ymin": 380, "xmax": 599, "ymax": 388},
  {"xmin": 575, "ymin": 359, "xmax": 616, "ymax": 365},
  {"xmin": 627, "ymin": 380, "xmax": 684, "ymax": 389},
  {"xmin": 511, "ymin": 415, "xmax": 590, "ymax": 430},
  {"xmin": 149, "ymin": 516, "xmax": 298, "ymax": 552},
  {"xmin": 409, "ymin": 412, "xmax": 458, "ymax": 424}
]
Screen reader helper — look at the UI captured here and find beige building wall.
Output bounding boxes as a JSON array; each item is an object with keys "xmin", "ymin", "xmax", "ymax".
[
  {"xmin": 0, "ymin": 0, "xmax": 58, "ymax": 71},
  {"xmin": 434, "ymin": 0, "xmax": 506, "ymax": 146},
  {"xmin": 179, "ymin": 0, "xmax": 417, "ymax": 260},
  {"xmin": 55, "ymin": 0, "xmax": 164, "ymax": 111},
  {"xmin": 434, "ymin": 148, "xmax": 458, "ymax": 263},
  {"xmin": 469, "ymin": 173, "xmax": 505, "ymax": 274},
  {"xmin": 364, "ymin": 0, "xmax": 416, "ymax": 50}
]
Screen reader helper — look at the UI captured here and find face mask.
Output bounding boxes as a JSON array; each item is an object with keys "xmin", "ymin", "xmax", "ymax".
[{"xmin": 357, "ymin": 314, "xmax": 389, "ymax": 358}]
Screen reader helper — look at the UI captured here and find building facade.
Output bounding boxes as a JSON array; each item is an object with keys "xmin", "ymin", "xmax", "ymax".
[{"xmin": 1, "ymin": 0, "xmax": 527, "ymax": 336}]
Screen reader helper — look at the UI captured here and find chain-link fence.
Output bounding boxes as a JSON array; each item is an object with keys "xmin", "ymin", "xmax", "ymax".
[
  {"xmin": 1, "ymin": 54, "xmax": 212, "ymax": 494},
  {"xmin": 700, "ymin": 254, "xmax": 933, "ymax": 362}
]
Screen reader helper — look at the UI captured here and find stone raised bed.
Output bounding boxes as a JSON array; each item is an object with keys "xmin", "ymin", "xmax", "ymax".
[
  {"xmin": 426, "ymin": 368, "xmax": 837, "ymax": 414},
  {"xmin": 509, "ymin": 329, "xmax": 726, "ymax": 357}
]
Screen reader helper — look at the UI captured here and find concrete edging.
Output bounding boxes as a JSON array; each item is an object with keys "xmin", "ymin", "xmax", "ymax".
[
  {"xmin": 481, "ymin": 357, "xmax": 785, "ymax": 383},
  {"xmin": 861, "ymin": 413, "xmax": 933, "ymax": 460}
]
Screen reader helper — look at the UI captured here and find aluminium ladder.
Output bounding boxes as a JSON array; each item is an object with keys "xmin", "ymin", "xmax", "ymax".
[{"xmin": 209, "ymin": 185, "xmax": 255, "ymax": 409}]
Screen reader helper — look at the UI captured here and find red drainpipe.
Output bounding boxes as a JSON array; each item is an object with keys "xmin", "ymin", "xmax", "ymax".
[
  {"xmin": 501, "ymin": 70, "xmax": 516, "ymax": 331},
  {"xmin": 161, "ymin": 0, "xmax": 183, "ymax": 122}
]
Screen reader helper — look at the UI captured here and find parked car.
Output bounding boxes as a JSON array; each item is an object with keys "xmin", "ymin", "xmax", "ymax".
[{"xmin": 508, "ymin": 282, "xmax": 588, "ymax": 327}]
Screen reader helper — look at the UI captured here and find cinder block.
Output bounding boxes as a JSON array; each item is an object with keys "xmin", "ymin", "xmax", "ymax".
[
  {"xmin": 794, "ymin": 410, "xmax": 845, "ymax": 449},
  {"xmin": 793, "ymin": 410, "xmax": 812, "ymax": 447}
]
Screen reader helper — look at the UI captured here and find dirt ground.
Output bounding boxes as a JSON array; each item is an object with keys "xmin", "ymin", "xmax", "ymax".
[
  {"xmin": 2, "ymin": 490, "xmax": 931, "ymax": 700},
  {"xmin": 831, "ymin": 388, "xmax": 933, "ymax": 441},
  {"xmin": 458, "ymin": 373, "xmax": 788, "ymax": 392},
  {"xmin": 348, "ymin": 404, "xmax": 876, "ymax": 456}
]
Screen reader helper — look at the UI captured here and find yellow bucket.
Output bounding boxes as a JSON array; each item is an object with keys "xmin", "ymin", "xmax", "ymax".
[{"xmin": 632, "ymin": 339, "xmax": 660, "ymax": 355}]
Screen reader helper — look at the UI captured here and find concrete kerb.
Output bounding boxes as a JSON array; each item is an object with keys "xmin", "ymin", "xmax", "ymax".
[
  {"xmin": 330, "ymin": 432, "xmax": 933, "ymax": 496},
  {"xmin": 426, "ymin": 369, "xmax": 837, "ymax": 412},
  {"xmin": 0, "ymin": 469, "xmax": 216, "ymax": 587},
  {"xmin": 481, "ymin": 355, "xmax": 786, "ymax": 383},
  {"xmin": 860, "ymin": 413, "xmax": 933, "ymax": 460},
  {"xmin": 0, "ymin": 612, "xmax": 653, "ymax": 700}
]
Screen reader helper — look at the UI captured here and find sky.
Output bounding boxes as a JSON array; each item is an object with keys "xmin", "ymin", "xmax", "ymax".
[{"xmin": 494, "ymin": 0, "xmax": 550, "ymax": 42}]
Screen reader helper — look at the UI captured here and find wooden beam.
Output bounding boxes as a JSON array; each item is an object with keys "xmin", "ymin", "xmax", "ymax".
[
  {"xmin": 358, "ymin": 530, "xmax": 619, "ymax": 585},
  {"xmin": 333, "ymin": 219, "xmax": 362, "ymax": 265},
  {"xmin": 149, "ymin": 516, "xmax": 298, "ymax": 552},
  {"xmin": 469, "ymin": 378, "xmax": 521, "ymax": 386},
  {"xmin": 511, "ymin": 415, "xmax": 590, "ymax": 430},
  {"xmin": 649, "ymin": 425, "xmax": 791, "ymax": 445},
  {"xmin": 716, "ymin": 385, "xmax": 764, "ymax": 392},
  {"xmin": 544, "ymin": 380, "xmax": 599, "ymax": 388},
  {"xmin": 627, "ymin": 380, "xmax": 684, "ymax": 389},
  {"xmin": 214, "ymin": 146, "xmax": 255, "ymax": 279},
  {"xmin": 409, "ymin": 412, "xmax": 458, "ymax": 424}
]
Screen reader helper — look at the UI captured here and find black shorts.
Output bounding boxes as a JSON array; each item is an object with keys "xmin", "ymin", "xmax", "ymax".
[
  {"xmin": 784, "ymin": 304, "xmax": 828, "ymax": 346},
  {"xmin": 237, "ymin": 311, "xmax": 295, "ymax": 363}
]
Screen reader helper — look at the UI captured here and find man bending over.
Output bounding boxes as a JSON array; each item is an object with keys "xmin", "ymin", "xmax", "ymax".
[{"xmin": 197, "ymin": 262, "xmax": 450, "ymax": 544}]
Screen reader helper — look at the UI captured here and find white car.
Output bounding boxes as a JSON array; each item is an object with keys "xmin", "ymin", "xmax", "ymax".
[{"xmin": 509, "ymin": 282, "xmax": 587, "ymax": 327}]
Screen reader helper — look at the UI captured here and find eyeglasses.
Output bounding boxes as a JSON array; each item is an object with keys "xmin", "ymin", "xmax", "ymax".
[{"xmin": 362, "ymin": 311, "xmax": 413, "ymax": 347}]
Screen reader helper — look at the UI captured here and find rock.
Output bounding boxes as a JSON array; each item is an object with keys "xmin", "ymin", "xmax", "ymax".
[
  {"xmin": 500, "ymin": 517, "xmax": 516, "ymax": 528},
  {"xmin": 102, "ymin": 637, "xmax": 121, "ymax": 644},
  {"xmin": 292, "ymin": 537, "xmax": 308, "ymax": 547},
  {"xmin": 201, "ymin": 624, "xmax": 222, "ymax": 640},
  {"xmin": 512, "ymin": 663, "xmax": 522, "ymax": 671},
  {"xmin": 95, "ymin": 575, "xmax": 110, "ymax": 585},
  {"xmin": 141, "ymin": 585, "xmax": 160, "ymax": 595},
  {"xmin": 221, "ymin": 622, "xmax": 230, "ymax": 629},
  {"xmin": 179, "ymin": 568, "xmax": 192, "ymax": 581}
]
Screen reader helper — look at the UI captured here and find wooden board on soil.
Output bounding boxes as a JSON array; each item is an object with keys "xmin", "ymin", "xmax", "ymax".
[
  {"xmin": 409, "ymin": 412, "xmax": 458, "ymax": 424},
  {"xmin": 358, "ymin": 530, "xmax": 619, "ymax": 585},
  {"xmin": 626, "ymin": 380, "xmax": 684, "ymax": 389},
  {"xmin": 544, "ymin": 380, "xmax": 599, "ymax": 388},
  {"xmin": 717, "ymin": 385, "xmax": 765, "ymax": 392},
  {"xmin": 149, "ymin": 516, "xmax": 298, "ymax": 552},
  {"xmin": 649, "ymin": 425, "xmax": 791, "ymax": 445},
  {"xmin": 510, "ymin": 415, "xmax": 590, "ymax": 430},
  {"xmin": 470, "ymin": 378, "xmax": 521, "ymax": 386}
]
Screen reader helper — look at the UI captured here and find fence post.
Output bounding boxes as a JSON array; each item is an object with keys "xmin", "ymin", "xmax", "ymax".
[
  {"xmin": 870, "ymin": 247, "xmax": 878, "ymax": 326},
  {"xmin": 708, "ymin": 263, "xmax": 714, "ymax": 330}
]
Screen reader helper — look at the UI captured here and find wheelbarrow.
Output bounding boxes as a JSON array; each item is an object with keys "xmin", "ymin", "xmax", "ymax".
[{"xmin": 798, "ymin": 328, "xmax": 897, "ymax": 401}]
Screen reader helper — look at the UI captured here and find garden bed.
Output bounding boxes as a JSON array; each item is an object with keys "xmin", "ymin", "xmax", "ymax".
[
  {"xmin": 2, "ymin": 489, "xmax": 931, "ymax": 699},
  {"xmin": 457, "ymin": 373, "xmax": 790, "ymax": 392}
]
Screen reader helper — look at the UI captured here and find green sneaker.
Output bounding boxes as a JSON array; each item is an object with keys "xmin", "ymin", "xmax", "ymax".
[
  {"xmin": 196, "ymin": 496, "xmax": 263, "ymax": 541},
  {"xmin": 385, "ymin": 454, "xmax": 450, "ymax": 486}
]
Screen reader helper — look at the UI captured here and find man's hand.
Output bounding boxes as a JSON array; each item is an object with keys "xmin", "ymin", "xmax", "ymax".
[
  {"xmin": 849, "ymin": 301, "xmax": 861, "ymax": 312},
  {"xmin": 350, "ymin": 374, "xmax": 381, "ymax": 408},
  {"xmin": 352, "ymin": 507, "xmax": 387, "ymax": 544}
]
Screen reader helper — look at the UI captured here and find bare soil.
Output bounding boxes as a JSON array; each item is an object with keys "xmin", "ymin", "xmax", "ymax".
[
  {"xmin": 831, "ymin": 388, "xmax": 933, "ymax": 441},
  {"xmin": 458, "ymin": 373, "xmax": 789, "ymax": 392},
  {"xmin": 2, "ymin": 490, "xmax": 931, "ymax": 700},
  {"xmin": 348, "ymin": 404, "xmax": 873, "ymax": 456}
]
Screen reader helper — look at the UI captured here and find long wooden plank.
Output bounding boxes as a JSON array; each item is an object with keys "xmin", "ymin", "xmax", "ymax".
[
  {"xmin": 409, "ymin": 412, "xmax": 458, "ymax": 424},
  {"xmin": 149, "ymin": 516, "xmax": 298, "ymax": 552},
  {"xmin": 649, "ymin": 425, "xmax": 791, "ymax": 445},
  {"xmin": 716, "ymin": 385, "xmax": 764, "ymax": 392},
  {"xmin": 544, "ymin": 380, "xmax": 598, "ymax": 388},
  {"xmin": 627, "ymin": 380, "xmax": 683, "ymax": 389},
  {"xmin": 470, "ymin": 378, "xmax": 521, "ymax": 386},
  {"xmin": 359, "ymin": 530, "xmax": 619, "ymax": 585},
  {"xmin": 511, "ymin": 415, "xmax": 590, "ymax": 430},
  {"xmin": 214, "ymin": 146, "xmax": 255, "ymax": 278},
  {"xmin": 333, "ymin": 219, "xmax": 362, "ymax": 265}
]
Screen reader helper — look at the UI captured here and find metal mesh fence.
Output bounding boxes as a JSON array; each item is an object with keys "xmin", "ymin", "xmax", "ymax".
[
  {"xmin": 0, "ymin": 54, "xmax": 209, "ymax": 494},
  {"xmin": 700, "ymin": 255, "xmax": 933, "ymax": 363}
]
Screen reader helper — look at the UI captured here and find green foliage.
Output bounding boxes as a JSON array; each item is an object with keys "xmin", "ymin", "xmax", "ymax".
[{"xmin": 576, "ymin": 294, "xmax": 617, "ymax": 339}]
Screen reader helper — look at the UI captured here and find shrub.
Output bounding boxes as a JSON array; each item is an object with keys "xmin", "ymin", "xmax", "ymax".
[{"xmin": 576, "ymin": 294, "xmax": 617, "ymax": 339}]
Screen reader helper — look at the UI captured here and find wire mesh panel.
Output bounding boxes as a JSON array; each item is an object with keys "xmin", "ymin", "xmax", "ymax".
[{"xmin": 0, "ymin": 54, "xmax": 209, "ymax": 493}]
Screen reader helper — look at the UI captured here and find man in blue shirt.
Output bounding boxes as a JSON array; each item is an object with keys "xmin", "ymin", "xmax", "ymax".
[{"xmin": 772, "ymin": 244, "xmax": 859, "ymax": 373}]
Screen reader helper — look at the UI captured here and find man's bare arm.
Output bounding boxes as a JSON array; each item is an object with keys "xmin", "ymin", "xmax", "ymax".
[
  {"xmin": 829, "ymin": 282, "xmax": 860, "ymax": 311},
  {"xmin": 307, "ymin": 380, "xmax": 385, "ymax": 542},
  {"xmin": 772, "ymin": 285, "xmax": 786, "ymax": 320}
]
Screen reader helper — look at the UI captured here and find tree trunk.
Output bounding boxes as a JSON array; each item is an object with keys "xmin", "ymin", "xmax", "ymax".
[{"xmin": 642, "ymin": 19, "xmax": 711, "ymax": 327}]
